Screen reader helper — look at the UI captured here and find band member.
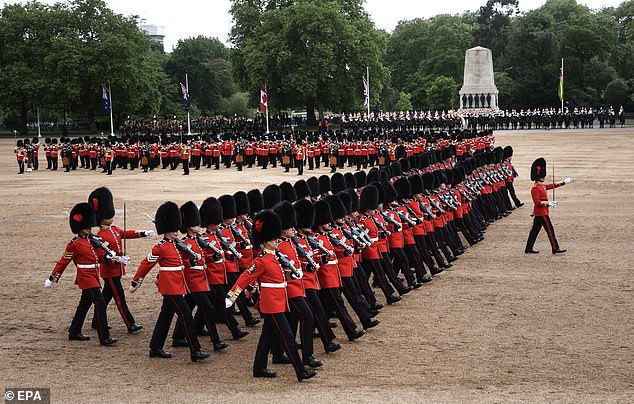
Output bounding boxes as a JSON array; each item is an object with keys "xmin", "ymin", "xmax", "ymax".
[
  {"xmin": 130, "ymin": 201, "xmax": 210, "ymax": 361},
  {"xmin": 525, "ymin": 158, "xmax": 571, "ymax": 254},
  {"xmin": 14, "ymin": 140, "xmax": 26, "ymax": 174},
  {"xmin": 45, "ymin": 202, "xmax": 120, "ymax": 346},
  {"xmin": 88, "ymin": 187, "xmax": 150, "ymax": 333}
]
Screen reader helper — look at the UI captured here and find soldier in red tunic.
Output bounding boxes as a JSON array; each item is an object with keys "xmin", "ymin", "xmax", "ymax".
[
  {"xmin": 88, "ymin": 187, "xmax": 149, "ymax": 333},
  {"xmin": 525, "ymin": 158, "xmax": 571, "ymax": 254},
  {"xmin": 226, "ymin": 210, "xmax": 317, "ymax": 381},
  {"xmin": 130, "ymin": 201, "xmax": 210, "ymax": 361},
  {"xmin": 46, "ymin": 202, "xmax": 119, "ymax": 346}
]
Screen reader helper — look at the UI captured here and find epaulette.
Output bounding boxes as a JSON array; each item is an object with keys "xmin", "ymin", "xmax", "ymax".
[
  {"xmin": 70, "ymin": 236, "xmax": 78, "ymax": 243},
  {"xmin": 258, "ymin": 251, "xmax": 266, "ymax": 258},
  {"xmin": 157, "ymin": 239, "xmax": 167, "ymax": 246}
]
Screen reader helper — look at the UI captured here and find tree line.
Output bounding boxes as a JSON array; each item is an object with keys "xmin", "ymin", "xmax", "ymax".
[{"xmin": 1, "ymin": 0, "xmax": 633, "ymax": 135}]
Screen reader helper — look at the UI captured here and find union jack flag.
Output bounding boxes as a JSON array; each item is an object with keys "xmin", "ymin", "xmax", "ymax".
[{"xmin": 180, "ymin": 82, "xmax": 191, "ymax": 111}]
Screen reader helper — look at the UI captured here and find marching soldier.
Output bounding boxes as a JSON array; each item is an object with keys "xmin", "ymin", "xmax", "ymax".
[
  {"xmin": 525, "ymin": 158, "xmax": 572, "ymax": 254},
  {"xmin": 45, "ymin": 202, "xmax": 121, "ymax": 346},
  {"xmin": 225, "ymin": 210, "xmax": 317, "ymax": 381},
  {"xmin": 129, "ymin": 201, "xmax": 210, "ymax": 361},
  {"xmin": 14, "ymin": 139, "xmax": 27, "ymax": 174}
]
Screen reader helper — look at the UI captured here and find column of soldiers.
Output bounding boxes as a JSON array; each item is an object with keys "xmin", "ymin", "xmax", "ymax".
[
  {"xmin": 46, "ymin": 130, "xmax": 524, "ymax": 382},
  {"xmin": 463, "ymin": 106, "xmax": 627, "ymax": 131}
]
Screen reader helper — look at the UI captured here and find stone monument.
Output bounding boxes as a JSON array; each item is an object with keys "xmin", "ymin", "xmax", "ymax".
[{"xmin": 459, "ymin": 46, "xmax": 499, "ymax": 110}]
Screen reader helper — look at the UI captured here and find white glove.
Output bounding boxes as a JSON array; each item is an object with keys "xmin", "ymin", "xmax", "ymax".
[
  {"xmin": 563, "ymin": 177, "xmax": 572, "ymax": 184},
  {"xmin": 118, "ymin": 256, "xmax": 131, "ymax": 265},
  {"xmin": 225, "ymin": 297, "xmax": 234, "ymax": 308},
  {"xmin": 548, "ymin": 201, "xmax": 558, "ymax": 208},
  {"xmin": 145, "ymin": 230, "xmax": 156, "ymax": 238},
  {"xmin": 44, "ymin": 278, "xmax": 53, "ymax": 288}
]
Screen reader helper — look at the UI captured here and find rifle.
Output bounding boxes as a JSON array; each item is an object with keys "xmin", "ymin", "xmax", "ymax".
[
  {"xmin": 88, "ymin": 234, "xmax": 117, "ymax": 260},
  {"xmin": 175, "ymin": 237, "xmax": 200, "ymax": 259},
  {"xmin": 404, "ymin": 204, "xmax": 424, "ymax": 223},
  {"xmin": 371, "ymin": 216, "xmax": 391, "ymax": 237},
  {"xmin": 328, "ymin": 233, "xmax": 354, "ymax": 255},
  {"xmin": 197, "ymin": 233, "xmax": 223, "ymax": 256},
  {"xmin": 397, "ymin": 211, "xmax": 416, "ymax": 227},
  {"xmin": 340, "ymin": 226, "xmax": 369, "ymax": 249},
  {"xmin": 275, "ymin": 250, "xmax": 303, "ymax": 279},
  {"xmin": 380, "ymin": 211, "xmax": 402, "ymax": 232},
  {"xmin": 307, "ymin": 235, "xmax": 334, "ymax": 257},
  {"xmin": 346, "ymin": 219, "xmax": 373, "ymax": 245},
  {"xmin": 215, "ymin": 230, "xmax": 243, "ymax": 259},
  {"xmin": 291, "ymin": 236, "xmax": 319, "ymax": 270},
  {"xmin": 230, "ymin": 224, "xmax": 250, "ymax": 246}
]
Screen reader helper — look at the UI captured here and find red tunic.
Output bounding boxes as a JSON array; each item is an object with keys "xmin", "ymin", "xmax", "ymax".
[
  {"xmin": 360, "ymin": 216, "xmax": 381, "ymax": 260},
  {"xmin": 133, "ymin": 239, "xmax": 188, "ymax": 296},
  {"xmin": 277, "ymin": 238, "xmax": 306, "ymax": 298},
  {"xmin": 51, "ymin": 235, "xmax": 105, "ymax": 289},
  {"xmin": 532, "ymin": 183, "xmax": 561, "ymax": 216},
  {"xmin": 314, "ymin": 233, "xmax": 342, "ymax": 288},
  {"xmin": 231, "ymin": 251, "xmax": 289, "ymax": 314},
  {"xmin": 385, "ymin": 209, "xmax": 404, "ymax": 249},
  {"xmin": 235, "ymin": 222, "xmax": 254, "ymax": 270},
  {"xmin": 295, "ymin": 234, "xmax": 320, "ymax": 290},
  {"xmin": 200, "ymin": 231, "xmax": 227, "ymax": 285},
  {"xmin": 219, "ymin": 226, "xmax": 239, "ymax": 273},
  {"xmin": 330, "ymin": 227, "xmax": 353, "ymax": 278},
  {"xmin": 181, "ymin": 236, "xmax": 210, "ymax": 293},
  {"xmin": 96, "ymin": 226, "xmax": 142, "ymax": 278}
]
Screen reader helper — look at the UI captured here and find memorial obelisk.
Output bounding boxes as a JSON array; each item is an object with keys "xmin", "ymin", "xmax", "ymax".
[{"xmin": 459, "ymin": 46, "xmax": 499, "ymax": 111}]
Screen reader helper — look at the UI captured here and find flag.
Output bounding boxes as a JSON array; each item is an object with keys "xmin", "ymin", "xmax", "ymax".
[
  {"xmin": 259, "ymin": 84, "xmax": 268, "ymax": 112},
  {"xmin": 362, "ymin": 75, "xmax": 369, "ymax": 107},
  {"xmin": 558, "ymin": 68, "xmax": 564, "ymax": 101},
  {"xmin": 102, "ymin": 84, "xmax": 111, "ymax": 113},
  {"xmin": 180, "ymin": 82, "xmax": 191, "ymax": 111}
]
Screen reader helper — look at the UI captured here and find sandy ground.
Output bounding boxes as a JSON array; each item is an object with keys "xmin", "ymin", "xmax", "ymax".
[{"xmin": 0, "ymin": 128, "xmax": 633, "ymax": 403}]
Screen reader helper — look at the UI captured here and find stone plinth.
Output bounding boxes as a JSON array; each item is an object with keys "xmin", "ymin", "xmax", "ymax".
[{"xmin": 459, "ymin": 46, "xmax": 499, "ymax": 110}]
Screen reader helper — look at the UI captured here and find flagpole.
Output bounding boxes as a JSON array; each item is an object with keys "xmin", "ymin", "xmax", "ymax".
[
  {"xmin": 265, "ymin": 83, "xmax": 270, "ymax": 134},
  {"xmin": 108, "ymin": 85, "xmax": 114, "ymax": 136},
  {"xmin": 185, "ymin": 73, "xmax": 192, "ymax": 136},
  {"xmin": 560, "ymin": 58, "xmax": 564, "ymax": 112},
  {"xmin": 366, "ymin": 66, "xmax": 370, "ymax": 118},
  {"xmin": 36, "ymin": 107, "xmax": 41, "ymax": 138}
]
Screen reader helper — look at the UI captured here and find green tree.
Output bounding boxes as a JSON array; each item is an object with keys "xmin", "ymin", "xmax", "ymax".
[
  {"xmin": 395, "ymin": 92, "xmax": 413, "ymax": 111},
  {"xmin": 604, "ymin": 78, "xmax": 631, "ymax": 107},
  {"xmin": 427, "ymin": 76, "xmax": 458, "ymax": 111},
  {"xmin": 474, "ymin": 0, "xmax": 519, "ymax": 61}
]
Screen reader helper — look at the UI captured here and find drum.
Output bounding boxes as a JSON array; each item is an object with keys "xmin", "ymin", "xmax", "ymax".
[
  {"xmin": 378, "ymin": 156, "xmax": 386, "ymax": 166},
  {"xmin": 141, "ymin": 156, "xmax": 149, "ymax": 165},
  {"xmin": 329, "ymin": 156, "xmax": 338, "ymax": 166},
  {"xmin": 236, "ymin": 154, "xmax": 244, "ymax": 163},
  {"xmin": 62, "ymin": 157, "xmax": 70, "ymax": 166},
  {"xmin": 282, "ymin": 156, "xmax": 290, "ymax": 165}
]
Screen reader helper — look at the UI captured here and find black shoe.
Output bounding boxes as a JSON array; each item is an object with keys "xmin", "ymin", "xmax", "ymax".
[
  {"xmin": 370, "ymin": 310, "xmax": 380, "ymax": 318},
  {"xmin": 348, "ymin": 329, "xmax": 366, "ymax": 341},
  {"xmin": 149, "ymin": 349, "xmax": 172, "ymax": 358},
  {"xmin": 304, "ymin": 355, "xmax": 323, "ymax": 368},
  {"xmin": 191, "ymin": 350, "xmax": 210, "ymax": 362},
  {"xmin": 553, "ymin": 249, "xmax": 567, "ymax": 254},
  {"xmin": 172, "ymin": 338, "xmax": 189, "ymax": 347},
  {"xmin": 412, "ymin": 282, "xmax": 424, "ymax": 288},
  {"xmin": 441, "ymin": 263, "xmax": 453, "ymax": 269},
  {"xmin": 254, "ymin": 369, "xmax": 277, "ymax": 378},
  {"xmin": 245, "ymin": 317, "xmax": 261, "ymax": 327},
  {"xmin": 128, "ymin": 323, "xmax": 143, "ymax": 333},
  {"xmin": 297, "ymin": 368, "xmax": 317, "ymax": 381},
  {"xmin": 370, "ymin": 303, "xmax": 384, "ymax": 311},
  {"xmin": 325, "ymin": 342, "xmax": 342, "ymax": 353},
  {"xmin": 213, "ymin": 341, "xmax": 230, "ymax": 351},
  {"xmin": 447, "ymin": 256, "xmax": 457, "ymax": 263},
  {"xmin": 272, "ymin": 353, "xmax": 292, "ymax": 364},
  {"xmin": 197, "ymin": 328, "xmax": 210, "ymax": 336},
  {"xmin": 430, "ymin": 267, "xmax": 444, "ymax": 275},
  {"xmin": 100, "ymin": 337, "xmax": 118, "ymax": 346},
  {"xmin": 386, "ymin": 295, "xmax": 402, "ymax": 305},
  {"xmin": 363, "ymin": 319, "xmax": 380, "ymax": 329},
  {"xmin": 329, "ymin": 321, "xmax": 337, "ymax": 328},
  {"xmin": 232, "ymin": 329, "xmax": 249, "ymax": 340},
  {"xmin": 420, "ymin": 276, "xmax": 433, "ymax": 283},
  {"xmin": 516, "ymin": 202, "xmax": 524, "ymax": 208},
  {"xmin": 69, "ymin": 334, "xmax": 90, "ymax": 341},
  {"xmin": 525, "ymin": 249, "xmax": 539, "ymax": 254}
]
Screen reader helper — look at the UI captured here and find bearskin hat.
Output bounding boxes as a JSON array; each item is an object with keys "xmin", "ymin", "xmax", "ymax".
[
  {"xmin": 325, "ymin": 195, "xmax": 347, "ymax": 221},
  {"xmin": 318, "ymin": 175, "xmax": 331, "ymax": 195},
  {"xmin": 344, "ymin": 172, "xmax": 357, "ymax": 189},
  {"xmin": 294, "ymin": 179, "xmax": 311, "ymax": 200},
  {"xmin": 233, "ymin": 191, "xmax": 249, "ymax": 216},
  {"xmin": 336, "ymin": 191, "xmax": 352, "ymax": 215},
  {"xmin": 395, "ymin": 145, "xmax": 407, "ymax": 160},
  {"xmin": 251, "ymin": 210, "xmax": 282, "ymax": 246},
  {"xmin": 382, "ymin": 181, "xmax": 398, "ymax": 205},
  {"xmin": 219, "ymin": 195, "xmax": 237, "ymax": 219},
  {"xmin": 262, "ymin": 184, "xmax": 281, "ymax": 209},
  {"xmin": 280, "ymin": 182, "xmax": 297, "ymax": 203},
  {"xmin": 369, "ymin": 181, "xmax": 385, "ymax": 206},
  {"xmin": 273, "ymin": 201, "xmax": 297, "ymax": 230},
  {"xmin": 354, "ymin": 171, "xmax": 367, "ymax": 187},
  {"xmin": 307, "ymin": 177, "xmax": 319, "ymax": 198},
  {"xmin": 88, "ymin": 187, "xmax": 115, "ymax": 223},
  {"xmin": 247, "ymin": 189, "xmax": 264, "ymax": 215},
  {"xmin": 199, "ymin": 197, "xmax": 223, "ymax": 226},
  {"xmin": 452, "ymin": 168, "xmax": 465, "ymax": 186},
  {"xmin": 410, "ymin": 174, "xmax": 424, "ymax": 195},
  {"xmin": 180, "ymin": 201, "xmax": 201, "ymax": 231},
  {"xmin": 503, "ymin": 145, "xmax": 513, "ymax": 159},
  {"xmin": 422, "ymin": 172, "xmax": 435, "ymax": 190},
  {"xmin": 313, "ymin": 200, "xmax": 333, "ymax": 228},
  {"xmin": 394, "ymin": 177, "xmax": 411, "ymax": 200},
  {"xmin": 69, "ymin": 202, "xmax": 97, "ymax": 234},
  {"xmin": 330, "ymin": 173, "xmax": 346, "ymax": 194},
  {"xmin": 359, "ymin": 184, "xmax": 380, "ymax": 211},
  {"xmin": 294, "ymin": 199, "xmax": 315, "ymax": 230},
  {"xmin": 366, "ymin": 169, "xmax": 380, "ymax": 184},
  {"xmin": 348, "ymin": 189, "xmax": 360, "ymax": 212},
  {"xmin": 531, "ymin": 157, "xmax": 547, "ymax": 181},
  {"xmin": 398, "ymin": 158, "xmax": 409, "ymax": 174},
  {"xmin": 155, "ymin": 201, "xmax": 181, "ymax": 235},
  {"xmin": 16, "ymin": 140, "xmax": 23, "ymax": 147}
]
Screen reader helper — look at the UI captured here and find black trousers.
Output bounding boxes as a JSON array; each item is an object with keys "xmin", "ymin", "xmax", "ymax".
[
  {"xmin": 390, "ymin": 248, "xmax": 416, "ymax": 286},
  {"xmin": 182, "ymin": 160, "xmax": 189, "ymax": 175},
  {"xmin": 296, "ymin": 160, "xmax": 304, "ymax": 175},
  {"xmin": 506, "ymin": 182, "xmax": 522, "ymax": 206},
  {"xmin": 69, "ymin": 287, "xmax": 109, "ymax": 343},
  {"xmin": 361, "ymin": 258, "xmax": 395, "ymax": 300},
  {"xmin": 288, "ymin": 296, "xmax": 314, "ymax": 360},
  {"xmin": 380, "ymin": 252, "xmax": 407, "ymax": 293},
  {"xmin": 353, "ymin": 264, "xmax": 377, "ymax": 306},
  {"xmin": 173, "ymin": 291, "xmax": 221, "ymax": 344},
  {"xmin": 91, "ymin": 276, "xmax": 135, "ymax": 330},
  {"xmin": 404, "ymin": 244, "xmax": 429, "ymax": 281},
  {"xmin": 525, "ymin": 215, "xmax": 560, "ymax": 253},
  {"xmin": 51, "ymin": 157, "xmax": 58, "ymax": 170},
  {"xmin": 341, "ymin": 276, "xmax": 373, "ymax": 325},
  {"xmin": 197, "ymin": 285, "xmax": 241, "ymax": 336},
  {"xmin": 149, "ymin": 295, "xmax": 201, "ymax": 354},
  {"xmin": 17, "ymin": 161, "xmax": 24, "ymax": 174},
  {"xmin": 254, "ymin": 313, "xmax": 305, "ymax": 378},
  {"xmin": 226, "ymin": 272, "xmax": 254, "ymax": 325},
  {"xmin": 318, "ymin": 288, "xmax": 358, "ymax": 339},
  {"xmin": 304, "ymin": 288, "xmax": 336, "ymax": 349}
]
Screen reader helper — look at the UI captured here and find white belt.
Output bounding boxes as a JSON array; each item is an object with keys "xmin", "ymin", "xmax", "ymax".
[
  {"xmin": 160, "ymin": 266, "xmax": 184, "ymax": 271},
  {"xmin": 326, "ymin": 259, "xmax": 339, "ymax": 265},
  {"xmin": 369, "ymin": 238, "xmax": 379, "ymax": 242},
  {"xmin": 242, "ymin": 246, "xmax": 252, "ymax": 250},
  {"xmin": 190, "ymin": 266, "xmax": 205, "ymax": 270},
  {"xmin": 76, "ymin": 264, "xmax": 98, "ymax": 269},
  {"xmin": 260, "ymin": 282, "xmax": 287, "ymax": 288}
]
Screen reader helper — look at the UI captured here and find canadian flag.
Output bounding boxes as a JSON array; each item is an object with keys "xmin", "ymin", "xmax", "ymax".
[{"xmin": 259, "ymin": 84, "xmax": 268, "ymax": 112}]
